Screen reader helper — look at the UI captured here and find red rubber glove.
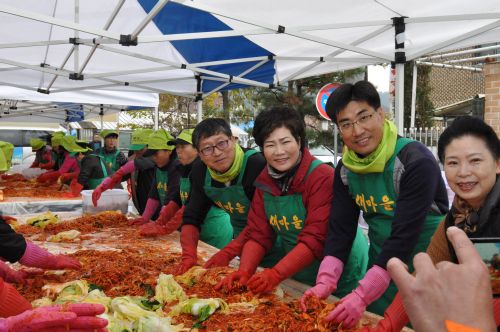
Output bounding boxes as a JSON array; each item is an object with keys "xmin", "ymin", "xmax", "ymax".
[
  {"xmin": 174, "ymin": 225, "xmax": 199, "ymax": 275},
  {"xmin": 247, "ymin": 242, "xmax": 315, "ymax": 294},
  {"xmin": 0, "ymin": 262, "xmax": 27, "ymax": 285},
  {"xmin": 326, "ymin": 265, "xmax": 391, "ymax": 328},
  {"xmin": 300, "ymin": 255, "xmax": 344, "ymax": 311},
  {"xmin": 19, "ymin": 242, "xmax": 81, "ymax": 270},
  {"xmin": 156, "ymin": 201, "xmax": 180, "ymax": 226},
  {"xmin": 215, "ymin": 240, "xmax": 266, "ymax": 291},
  {"xmin": 62, "ymin": 180, "xmax": 83, "ymax": 198},
  {"xmin": 357, "ymin": 292, "xmax": 408, "ymax": 332},
  {"xmin": 39, "ymin": 161, "xmax": 55, "ymax": 170},
  {"xmin": 0, "ymin": 303, "xmax": 107, "ymax": 331},
  {"xmin": 0, "ymin": 278, "xmax": 32, "ymax": 317},
  {"xmin": 139, "ymin": 204, "xmax": 183, "ymax": 237},
  {"xmin": 204, "ymin": 232, "xmax": 247, "ymax": 268},
  {"xmin": 36, "ymin": 171, "xmax": 60, "ymax": 184},
  {"xmin": 58, "ymin": 172, "xmax": 78, "ymax": 184}
]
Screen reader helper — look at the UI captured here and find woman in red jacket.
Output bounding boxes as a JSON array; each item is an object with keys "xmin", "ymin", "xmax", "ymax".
[{"xmin": 216, "ymin": 107, "xmax": 368, "ymax": 295}]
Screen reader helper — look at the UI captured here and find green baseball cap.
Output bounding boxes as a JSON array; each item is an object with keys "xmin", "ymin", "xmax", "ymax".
[
  {"xmin": 144, "ymin": 129, "xmax": 175, "ymax": 157},
  {"xmin": 99, "ymin": 129, "xmax": 119, "ymax": 139},
  {"xmin": 129, "ymin": 128, "xmax": 154, "ymax": 151},
  {"xmin": 30, "ymin": 138, "xmax": 45, "ymax": 150},
  {"xmin": 60, "ymin": 136, "xmax": 89, "ymax": 155},
  {"xmin": 169, "ymin": 128, "xmax": 194, "ymax": 146},
  {"xmin": 0, "ymin": 141, "xmax": 14, "ymax": 171}
]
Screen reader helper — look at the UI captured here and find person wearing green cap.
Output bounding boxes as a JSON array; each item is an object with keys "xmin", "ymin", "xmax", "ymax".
[
  {"xmin": 173, "ymin": 118, "xmax": 269, "ymax": 276},
  {"xmin": 29, "ymin": 138, "xmax": 54, "ymax": 170},
  {"xmin": 139, "ymin": 128, "xmax": 233, "ymax": 249},
  {"xmin": 92, "ymin": 129, "xmax": 158, "ymax": 217},
  {"xmin": 58, "ymin": 140, "xmax": 93, "ymax": 198},
  {"xmin": 94, "ymin": 130, "xmax": 127, "ymax": 175},
  {"xmin": 128, "ymin": 129, "xmax": 182, "ymax": 230},
  {"xmin": 36, "ymin": 136, "xmax": 85, "ymax": 185},
  {"xmin": 49, "ymin": 131, "xmax": 66, "ymax": 171},
  {"xmin": 0, "ymin": 141, "xmax": 14, "ymax": 173}
]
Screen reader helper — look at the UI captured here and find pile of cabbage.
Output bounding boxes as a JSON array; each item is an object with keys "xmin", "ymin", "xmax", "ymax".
[{"xmin": 34, "ymin": 273, "xmax": 228, "ymax": 332}]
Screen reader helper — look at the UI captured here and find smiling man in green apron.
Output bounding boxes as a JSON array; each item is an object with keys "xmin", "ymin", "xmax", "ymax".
[
  {"xmin": 94, "ymin": 130, "xmax": 127, "ymax": 175},
  {"xmin": 92, "ymin": 129, "xmax": 157, "ymax": 217},
  {"xmin": 301, "ymin": 81, "xmax": 449, "ymax": 328},
  {"xmin": 216, "ymin": 107, "xmax": 368, "ymax": 296},
  {"xmin": 174, "ymin": 118, "xmax": 268, "ymax": 275},
  {"xmin": 128, "ymin": 129, "xmax": 182, "ymax": 230},
  {"xmin": 139, "ymin": 128, "xmax": 233, "ymax": 249}
]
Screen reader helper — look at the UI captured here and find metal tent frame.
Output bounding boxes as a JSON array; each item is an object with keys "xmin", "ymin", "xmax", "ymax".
[{"xmin": 0, "ymin": 0, "xmax": 498, "ymax": 130}]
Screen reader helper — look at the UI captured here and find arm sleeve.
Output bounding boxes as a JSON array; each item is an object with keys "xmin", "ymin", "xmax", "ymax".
[
  {"xmin": 58, "ymin": 156, "xmax": 77, "ymax": 174},
  {"xmin": 31, "ymin": 151, "xmax": 40, "ymax": 167},
  {"xmin": 323, "ymin": 163, "xmax": 361, "ymax": 264},
  {"xmin": 182, "ymin": 161, "xmax": 213, "ymax": 230},
  {"xmin": 165, "ymin": 164, "xmax": 181, "ymax": 207},
  {"xmin": 116, "ymin": 152, "xmax": 128, "ymax": 168},
  {"xmin": 297, "ymin": 164, "xmax": 333, "ymax": 259},
  {"xmin": 0, "ymin": 220, "xmax": 27, "ymax": 263},
  {"xmin": 374, "ymin": 156, "xmax": 443, "ymax": 268},
  {"xmin": 77, "ymin": 156, "xmax": 93, "ymax": 189},
  {"xmin": 246, "ymin": 189, "xmax": 277, "ymax": 252},
  {"xmin": 148, "ymin": 174, "xmax": 159, "ymax": 200},
  {"xmin": 426, "ymin": 220, "xmax": 452, "ymax": 265}
]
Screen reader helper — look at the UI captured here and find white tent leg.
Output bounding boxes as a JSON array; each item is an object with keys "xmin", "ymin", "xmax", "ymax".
[
  {"xmin": 394, "ymin": 63, "xmax": 404, "ymax": 135},
  {"xmin": 154, "ymin": 106, "xmax": 159, "ymax": 130},
  {"xmin": 410, "ymin": 63, "xmax": 417, "ymax": 128},
  {"xmin": 197, "ymin": 100, "xmax": 202, "ymax": 123}
]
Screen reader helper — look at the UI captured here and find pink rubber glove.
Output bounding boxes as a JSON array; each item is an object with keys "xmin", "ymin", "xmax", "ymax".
[
  {"xmin": 19, "ymin": 242, "xmax": 81, "ymax": 270},
  {"xmin": 326, "ymin": 265, "xmax": 391, "ymax": 328},
  {"xmin": 300, "ymin": 255, "xmax": 344, "ymax": 311},
  {"xmin": 128, "ymin": 199, "xmax": 160, "ymax": 226},
  {"xmin": 0, "ymin": 303, "xmax": 107, "ymax": 331},
  {"xmin": 0, "ymin": 262, "xmax": 27, "ymax": 284}
]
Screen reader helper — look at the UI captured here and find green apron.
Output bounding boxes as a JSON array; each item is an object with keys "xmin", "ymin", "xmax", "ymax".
[
  {"xmin": 346, "ymin": 138, "xmax": 442, "ymax": 314},
  {"xmin": 263, "ymin": 160, "xmax": 368, "ymax": 294},
  {"xmin": 155, "ymin": 168, "xmax": 169, "ymax": 206},
  {"xmin": 99, "ymin": 149, "xmax": 120, "ymax": 174},
  {"xmin": 180, "ymin": 177, "xmax": 232, "ymax": 249},
  {"xmin": 203, "ymin": 149, "xmax": 283, "ymax": 266},
  {"xmin": 203, "ymin": 150, "xmax": 258, "ymax": 237},
  {"xmin": 88, "ymin": 155, "xmax": 109, "ymax": 189}
]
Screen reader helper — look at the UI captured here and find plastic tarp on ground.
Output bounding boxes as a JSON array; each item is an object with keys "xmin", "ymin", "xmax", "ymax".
[{"xmin": 0, "ymin": 0, "xmax": 498, "ymax": 121}]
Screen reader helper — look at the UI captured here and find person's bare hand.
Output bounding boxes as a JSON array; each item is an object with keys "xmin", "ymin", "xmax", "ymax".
[{"xmin": 387, "ymin": 226, "xmax": 495, "ymax": 332}]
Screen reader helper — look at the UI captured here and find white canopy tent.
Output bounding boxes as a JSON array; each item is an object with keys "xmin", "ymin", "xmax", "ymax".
[{"xmin": 0, "ymin": 0, "xmax": 498, "ymax": 131}]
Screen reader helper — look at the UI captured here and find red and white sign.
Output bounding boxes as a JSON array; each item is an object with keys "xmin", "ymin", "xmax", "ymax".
[{"xmin": 315, "ymin": 83, "xmax": 341, "ymax": 121}]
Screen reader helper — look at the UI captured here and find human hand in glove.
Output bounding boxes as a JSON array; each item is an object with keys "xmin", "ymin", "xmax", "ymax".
[
  {"xmin": 36, "ymin": 171, "xmax": 60, "ymax": 184},
  {"xmin": 325, "ymin": 265, "xmax": 390, "ymax": 328},
  {"xmin": 19, "ymin": 242, "xmax": 81, "ymax": 270},
  {"xmin": 300, "ymin": 255, "xmax": 344, "ymax": 311},
  {"xmin": 214, "ymin": 240, "xmax": 265, "ymax": 291},
  {"xmin": 0, "ymin": 303, "xmax": 108, "ymax": 332},
  {"xmin": 0, "ymin": 261, "xmax": 27, "ymax": 284},
  {"xmin": 203, "ymin": 238, "xmax": 244, "ymax": 268},
  {"xmin": 174, "ymin": 225, "xmax": 199, "ymax": 275}
]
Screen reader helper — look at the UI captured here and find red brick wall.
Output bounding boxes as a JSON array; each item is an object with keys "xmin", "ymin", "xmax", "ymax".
[{"xmin": 484, "ymin": 62, "xmax": 500, "ymax": 137}]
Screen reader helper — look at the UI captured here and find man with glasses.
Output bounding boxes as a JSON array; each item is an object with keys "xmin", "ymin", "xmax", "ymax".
[
  {"xmin": 174, "ymin": 118, "xmax": 267, "ymax": 275},
  {"xmin": 301, "ymin": 81, "xmax": 448, "ymax": 328}
]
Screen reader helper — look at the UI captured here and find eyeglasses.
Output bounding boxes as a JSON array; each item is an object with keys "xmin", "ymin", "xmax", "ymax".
[
  {"xmin": 200, "ymin": 140, "xmax": 230, "ymax": 156},
  {"xmin": 338, "ymin": 111, "xmax": 376, "ymax": 134}
]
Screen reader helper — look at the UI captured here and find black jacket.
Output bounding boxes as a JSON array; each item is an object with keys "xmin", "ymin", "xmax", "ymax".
[{"xmin": 0, "ymin": 218, "xmax": 27, "ymax": 263}]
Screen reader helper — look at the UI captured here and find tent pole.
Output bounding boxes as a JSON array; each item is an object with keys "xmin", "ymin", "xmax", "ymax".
[
  {"xmin": 392, "ymin": 17, "xmax": 406, "ymax": 135},
  {"xmin": 197, "ymin": 100, "xmax": 202, "ymax": 123},
  {"xmin": 154, "ymin": 107, "xmax": 159, "ymax": 130},
  {"xmin": 410, "ymin": 62, "xmax": 417, "ymax": 128}
]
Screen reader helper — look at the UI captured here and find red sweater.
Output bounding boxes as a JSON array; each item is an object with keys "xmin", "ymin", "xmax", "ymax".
[{"xmin": 246, "ymin": 148, "xmax": 333, "ymax": 259}]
